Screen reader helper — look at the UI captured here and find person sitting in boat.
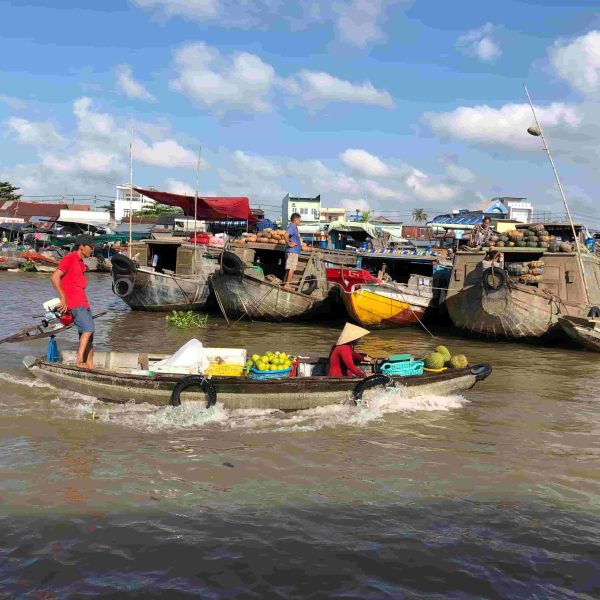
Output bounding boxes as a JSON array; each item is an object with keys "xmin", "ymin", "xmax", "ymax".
[
  {"xmin": 328, "ymin": 323, "xmax": 373, "ymax": 377},
  {"xmin": 469, "ymin": 217, "xmax": 493, "ymax": 248}
]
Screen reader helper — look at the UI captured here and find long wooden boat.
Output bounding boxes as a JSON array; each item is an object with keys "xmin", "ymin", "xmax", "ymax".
[
  {"xmin": 445, "ymin": 236, "xmax": 600, "ymax": 339},
  {"xmin": 111, "ymin": 240, "xmax": 219, "ymax": 311},
  {"xmin": 23, "ymin": 351, "xmax": 492, "ymax": 411},
  {"xmin": 209, "ymin": 242, "xmax": 345, "ymax": 321},
  {"xmin": 558, "ymin": 316, "xmax": 600, "ymax": 351},
  {"xmin": 332, "ymin": 254, "xmax": 452, "ymax": 329}
]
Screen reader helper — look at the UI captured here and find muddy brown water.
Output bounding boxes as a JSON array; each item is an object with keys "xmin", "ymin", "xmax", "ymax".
[{"xmin": 0, "ymin": 272, "xmax": 599, "ymax": 597}]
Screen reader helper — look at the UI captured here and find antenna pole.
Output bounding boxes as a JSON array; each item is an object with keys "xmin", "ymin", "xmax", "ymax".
[
  {"xmin": 128, "ymin": 127, "xmax": 134, "ymax": 258},
  {"xmin": 523, "ymin": 84, "xmax": 590, "ymax": 305}
]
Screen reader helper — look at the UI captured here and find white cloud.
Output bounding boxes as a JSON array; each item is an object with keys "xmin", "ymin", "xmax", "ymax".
[
  {"xmin": 42, "ymin": 149, "xmax": 123, "ymax": 179},
  {"xmin": 442, "ymin": 156, "xmax": 476, "ymax": 184},
  {"xmin": 116, "ymin": 64, "xmax": 156, "ymax": 102},
  {"xmin": 5, "ymin": 117, "xmax": 65, "ymax": 147},
  {"xmin": 131, "ymin": 0, "xmax": 219, "ymax": 21},
  {"xmin": 231, "ymin": 150, "xmax": 282, "ymax": 178},
  {"xmin": 550, "ymin": 30, "xmax": 600, "ymax": 97},
  {"xmin": 457, "ymin": 23, "xmax": 502, "ymax": 63},
  {"xmin": 170, "ymin": 43, "xmax": 275, "ymax": 114},
  {"xmin": 340, "ymin": 148, "xmax": 391, "ymax": 177},
  {"xmin": 283, "ymin": 70, "xmax": 394, "ymax": 108},
  {"xmin": 136, "ymin": 139, "xmax": 197, "ymax": 168},
  {"xmin": 0, "ymin": 95, "xmax": 27, "ymax": 110},
  {"xmin": 335, "ymin": 0, "xmax": 394, "ymax": 48},
  {"xmin": 164, "ymin": 177, "xmax": 196, "ymax": 195},
  {"xmin": 406, "ymin": 169, "xmax": 455, "ymax": 202},
  {"xmin": 73, "ymin": 97, "xmax": 120, "ymax": 143},
  {"xmin": 340, "ymin": 198, "xmax": 370, "ymax": 213},
  {"xmin": 423, "ymin": 102, "xmax": 582, "ymax": 150}
]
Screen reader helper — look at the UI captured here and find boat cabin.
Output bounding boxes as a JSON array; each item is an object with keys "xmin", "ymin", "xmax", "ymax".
[{"xmin": 129, "ymin": 239, "xmax": 220, "ymax": 276}]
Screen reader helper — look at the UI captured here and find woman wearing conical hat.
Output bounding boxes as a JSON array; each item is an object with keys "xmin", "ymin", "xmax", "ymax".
[{"xmin": 328, "ymin": 323, "xmax": 373, "ymax": 377}]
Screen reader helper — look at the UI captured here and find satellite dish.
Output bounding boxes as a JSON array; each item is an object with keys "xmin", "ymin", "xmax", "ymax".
[{"xmin": 527, "ymin": 125, "xmax": 541, "ymax": 137}]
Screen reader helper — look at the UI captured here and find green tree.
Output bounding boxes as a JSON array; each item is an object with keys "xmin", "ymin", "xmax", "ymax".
[
  {"xmin": 360, "ymin": 209, "xmax": 373, "ymax": 222},
  {"xmin": 135, "ymin": 201, "xmax": 183, "ymax": 217},
  {"xmin": 412, "ymin": 208, "xmax": 428, "ymax": 224},
  {"xmin": 0, "ymin": 181, "xmax": 21, "ymax": 201},
  {"xmin": 99, "ymin": 199, "xmax": 116, "ymax": 217}
]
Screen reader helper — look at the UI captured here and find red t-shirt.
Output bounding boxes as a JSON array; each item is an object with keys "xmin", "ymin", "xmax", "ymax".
[
  {"xmin": 57, "ymin": 252, "xmax": 89, "ymax": 310},
  {"xmin": 328, "ymin": 344, "xmax": 365, "ymax": 377}
]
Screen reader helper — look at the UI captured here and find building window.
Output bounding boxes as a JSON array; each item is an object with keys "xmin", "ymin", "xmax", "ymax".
[{"xmin": 300, "ymin": 207, "xmax": 308, "ymax": 215}]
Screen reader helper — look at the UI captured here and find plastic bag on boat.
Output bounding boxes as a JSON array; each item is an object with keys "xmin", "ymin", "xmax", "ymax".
[{"xmin": 151, "ymin": 339, "xmax": 210, "ymax": 375}]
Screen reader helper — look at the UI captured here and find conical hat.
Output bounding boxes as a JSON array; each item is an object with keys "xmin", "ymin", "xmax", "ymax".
[{"xmin": 336, "ymin": 323, "xmax": 370, "ymax": 345}]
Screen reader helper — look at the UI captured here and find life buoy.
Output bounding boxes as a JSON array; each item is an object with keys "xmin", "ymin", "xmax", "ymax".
[
  {"xmin": 482, "ymin": 267, "xmax": 507, "ymax": 292},
  {"xmin": 170, "ymin": 375, "xmax": 217, "ymax": 408},
  {"xmin": 113, "ymin": 277, "xmax": 134, "ymax": 298},
  {"xmin": 300, "ymin": 274, "xmax": 318, "ymax": 295},
  {"xmin": 111, "ymin": 253, "xmax": 136, "ymax": 275},
  {"xmin": 588, "ymin": 306, "xmax": 600, "ymax": 318},
  {"xmin": 352, "ymin": 374, "xmax": 393, "ymax": 403},
  {"xmin": 221, "ymin": 251, "xmax": 245, "ymax": 276}
]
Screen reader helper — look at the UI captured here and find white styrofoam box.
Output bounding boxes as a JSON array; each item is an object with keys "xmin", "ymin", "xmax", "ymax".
[{"xmin": 204, "ymin": 348, "xmax": 247, "ymax": 365}]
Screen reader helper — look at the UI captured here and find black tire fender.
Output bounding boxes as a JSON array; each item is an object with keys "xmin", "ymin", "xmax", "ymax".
[
  {"xmin": 300, "ymin": 274, "xmax": 318, "ymax": 295},
  {"xmin": 111, "ymin": 253, "xmax": 137, "ymax": 275},
  {"xmin": 482, "ymin": 267, "xmax": 507, "ymax": 292},
  {"xmin": 170, "ymin": 375, "xmax": 217, "ymax": 408},
  {"xmin": 588, "ymin": 306, "xmax": 600, "ymax": 318},
  {"xmin": 352, "ymin": 374, "xmax": 393, "ymax": 404},
  {"xmin": 113, "ymin": 277, "xmax": 134, "ymax": 298},
  {"xmin": 221, "ymin": 251, "xmax": 245, "ymax": 276},
  {"xmin": 470, "ymin": 363, "xmax": 492, "ymax": 381}
]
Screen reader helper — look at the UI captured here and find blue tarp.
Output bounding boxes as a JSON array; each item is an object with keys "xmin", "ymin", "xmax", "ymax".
[{"xmin": 429, "ymin": 214, "xmax": 483, "ymax": 226}]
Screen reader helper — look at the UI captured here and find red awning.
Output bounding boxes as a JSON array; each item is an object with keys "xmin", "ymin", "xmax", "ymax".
[{"xmin": 133, "ymin": 187, "xmax": 257, "ymax": 223}]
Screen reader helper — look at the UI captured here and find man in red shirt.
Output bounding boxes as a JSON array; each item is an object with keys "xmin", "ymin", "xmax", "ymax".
[
  {"xmin": 51, "ymin": 234, "xmax": 95, "ymax": 368},
  {"xmin": 328, "ymin": 323, "xmax": 373, "ymax": 377}
]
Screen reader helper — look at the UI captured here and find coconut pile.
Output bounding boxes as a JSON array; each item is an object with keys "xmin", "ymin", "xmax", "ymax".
[
  {"xmin": 238, "ymin": 229, "xmax": 316, "ymax": 252},
  {"xmin": 507, "ymin": 260, "xmax": 545, "ymax": 284},
  {"xmin": 423, "ymin": 345, "xmax": 468, "ymax": 370}
]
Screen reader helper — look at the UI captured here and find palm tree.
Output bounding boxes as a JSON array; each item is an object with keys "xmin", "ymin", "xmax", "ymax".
[
  {"xmin": 412, "ymin": 208, "xmax": 428, "ymax": 224},
  {"xmin": 360, "ymin": 209, "xmax": 373, "ymax": 222}
]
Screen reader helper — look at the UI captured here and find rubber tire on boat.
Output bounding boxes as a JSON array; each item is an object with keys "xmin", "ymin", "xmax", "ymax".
[
  {"xmin": 352, "ymin": 374, "xmax": 393, "ymax": 404},
  {"xmin": 113, "ymin": 277, "xmax": 134, "ymax": 298},
  {"xmin": 300, "ymin": 274, "xmax": 318, "ymax": 296},
  {"xmin": 588, "ymin": 306, "xmax": 600, "ymax": 318},
  {"xmin": 170, "ymin": 375, "xmax": 217, "ymax": 408},
  {"xmin": 470, "ymin": 363, "xmax": 492, "ymax": 381},
  {"xmin": 221, "ymin": 251, "xmax": 245, "ymax": 276},
  {"xmin": 482, "ymin": 267, "xmax": 507, "ymax": 292},
  {"xmin": 111, "ymin": 253, "xmax": 137, "ymax": 275}
]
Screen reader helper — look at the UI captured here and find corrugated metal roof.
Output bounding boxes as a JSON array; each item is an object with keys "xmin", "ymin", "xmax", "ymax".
[{"xmin": 429, "ymin": 214, "xmax": 483, "ymax": 226}]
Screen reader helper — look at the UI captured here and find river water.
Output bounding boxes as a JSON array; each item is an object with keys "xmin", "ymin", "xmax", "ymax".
[{"xmin": 0, "ymin": 272, "xmax": 599, "ymax": 598}]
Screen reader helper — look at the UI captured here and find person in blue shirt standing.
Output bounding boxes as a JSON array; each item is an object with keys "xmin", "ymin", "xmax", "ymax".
[{"xmin": 283, "ymin": 212, "xmax": 302, "ymax": 290}]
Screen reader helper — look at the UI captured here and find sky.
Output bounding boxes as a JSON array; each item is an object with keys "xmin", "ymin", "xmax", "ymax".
[{"xmin": 1, "ymin": 0, "xmax": 600, "ymax": 222}]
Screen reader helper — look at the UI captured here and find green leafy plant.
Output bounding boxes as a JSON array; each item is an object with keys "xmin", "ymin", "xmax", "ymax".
[
  {"xmin": 165, "ymin": 310, "xmax": 208, "ymax": 329},
  {"xmin": 19, "ymin": 260, "xmax": 37, "ymax": 272}
]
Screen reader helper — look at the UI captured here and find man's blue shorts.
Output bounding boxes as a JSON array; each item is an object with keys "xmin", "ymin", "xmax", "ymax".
[{"xmin": 71, "ymin": 306, "xmax": 95, "ymax": 336}]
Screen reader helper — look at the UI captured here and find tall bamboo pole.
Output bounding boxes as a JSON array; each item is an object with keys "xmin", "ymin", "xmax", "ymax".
[
  {"xmin": 128, "ymin": 128, "xmax": 134, "ymax": 258},
  {"xmin": 523, "ymin": 84, "xmax": 590, "ymax": 305}
]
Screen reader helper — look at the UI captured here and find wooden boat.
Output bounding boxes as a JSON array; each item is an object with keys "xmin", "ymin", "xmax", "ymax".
[
  {"xmin": 111, "ymin": 239, "xmax": 220, "ymax": 311},
  {"xmin": 208, "ymin": 242, "xmax": 350, "ymax": 321},
  {"xmin": 558, "ymin": 316, "xmax": 600, "ymax": 351},
  {"xmin": 331, "ymin": 254, "xmax": 452, "ymax": 329},
  {"xmin": 445, "ymin": 226, "xmax": 600, "ymax": 339},
  {"xmin": 23, "ymin": 351, "xmax": 492, "ymax": 411}
]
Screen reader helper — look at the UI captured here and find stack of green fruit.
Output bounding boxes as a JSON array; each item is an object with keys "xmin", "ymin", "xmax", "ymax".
[
  {"xmin": 423, "ymin": 345, "xmax": 469, "ymax": 370},
  {"xmin": 246, "ymin": 351, "xmax": 294, "ymax": 372}
]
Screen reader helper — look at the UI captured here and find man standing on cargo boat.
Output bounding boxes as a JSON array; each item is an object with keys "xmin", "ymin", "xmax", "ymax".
[
  {"xmin": 283, "ymin": 212, "xmax": 302, "ymax": 290},
  {"xmin": 51, "ymin": 234, "xmax": 95, "ymax": 369}
]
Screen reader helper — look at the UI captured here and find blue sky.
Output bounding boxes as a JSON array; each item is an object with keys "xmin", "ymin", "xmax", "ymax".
[{"xmin": 1, "ymin": 0, "xmax": 600, "ymax": 222}]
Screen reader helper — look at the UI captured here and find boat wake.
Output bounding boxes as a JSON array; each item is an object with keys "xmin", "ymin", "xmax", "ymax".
[{"xmin": 43, "ymin": 385, "xmax": 469, "ymax": 434}]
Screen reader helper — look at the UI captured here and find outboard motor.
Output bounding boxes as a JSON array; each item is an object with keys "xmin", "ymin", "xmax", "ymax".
[{"xmin": 42, "ymin": 298, "xmax": 73, "ymax": 328}]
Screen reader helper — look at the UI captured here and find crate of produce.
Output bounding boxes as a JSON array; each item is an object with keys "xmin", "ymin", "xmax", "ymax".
[
  {"xmin": 204, "ymin": 363, "xmax": 245, "ymax": 377},
  {"xmin": 248, "ymin": 366, "xmax": 292, "ymax": 380},
  {"xmin": 379, "ymin": 360, "xmax": 424, "ymax": 377}
]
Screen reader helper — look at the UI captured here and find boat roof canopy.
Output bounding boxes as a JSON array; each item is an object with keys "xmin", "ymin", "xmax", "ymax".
[
  {"xmin": 328, "ymin": 220, "xmax": 406, "ymax": 243},
  {"xmin": 134, "ymin": 187, "xmax": 257, "ymax": 224}
]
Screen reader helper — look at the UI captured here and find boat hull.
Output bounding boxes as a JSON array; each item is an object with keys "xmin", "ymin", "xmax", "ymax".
[
  {"xmin": 342, "ymin": 284, "xmax": 430, "ymax": 329},
  {"xmin": 113, "ymin": 267, "xmax": 214, "ymax": 311},
  {"xmin": 209, "ymin": 273, "xmax": 332, "ymax": 321},
  {"xmin": 559, "ymin": 316, "xmax": 600, "ymax": 351},
  {"xmin": 27, "ymin": 360, "xmax": 491, "ymax": 410}
]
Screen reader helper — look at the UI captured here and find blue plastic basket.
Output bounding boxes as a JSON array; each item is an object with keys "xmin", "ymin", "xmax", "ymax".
[
  {"xmin": 379, "ymin": 360, "xmax": 424, "ymax": 377},
  {"xmin": 248, "ymin": 366, "xmax": 292, "ymax": 380}
]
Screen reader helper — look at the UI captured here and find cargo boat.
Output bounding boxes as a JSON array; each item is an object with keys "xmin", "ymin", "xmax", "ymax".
[{"xmin": 24, "ymin": 351, "xmax": 492, "ymax": 411}]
